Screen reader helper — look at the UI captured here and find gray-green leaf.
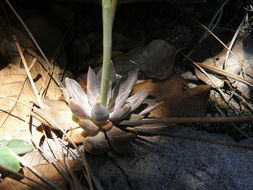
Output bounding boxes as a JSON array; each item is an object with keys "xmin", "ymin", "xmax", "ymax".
[
  {"xmin": 0, "ymin": 145, "xmax": 20, "ymax": 172},
  {"xmin": 7, "ymin": 139, "xmax": 33, "ymax": 155}
]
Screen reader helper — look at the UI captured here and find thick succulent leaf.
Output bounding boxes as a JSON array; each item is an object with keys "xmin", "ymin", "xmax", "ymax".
[
  {"xmin": 109, "ymin": 103, "xmax": 131, "ymax": 122},
  {"xmin": 69, "ymin": 99, "xmax": 91, "ymax": 119},
  {"xmin": 66, "ymin": 128, "xmax": 88, "ymax": 144},
  {"xmin": 6, "ymin": 139, "xmax": 33, "ymax": 155},
  {"xmin": 108, "ymin": 127, "xmax": 135, "ymax": 144},
  {"xmin": 65, "ymin": 78, "xmax": 91, "ymax": 114},
  {"xmin": 126, "ymin": 89, "xmax": 148, "ymax": 112},
  {"xmin": 107, "ymin": 127, "xmax": 135, "ymax": 155},
  {"xmin": 78, "ymin": 119, "xmax": 100, "ymax": 135},
  {"xmin": 87, "ymin": 67, "xmax": 100, "ymax": 106},
  {"xmin": 0, "ymin": 145, "xmax": 20, "ymax": 172},
  {"xmin": 91, "ymin": 103, "xmax": 109, "ymax": 123},
  {"xmin": 83, "ymin": 131, "xmax": 109, "ymax": 155},
  {"xmin": 110, "ymin": 69, "xmax": 138, "ymax": 110},
  {"xmin": 83, "ymin": 127, "xmax": 135, "ymax": 155},
  {"xmin": 139, "ymin": 101, "xmax": 163, "ymax": 116}
]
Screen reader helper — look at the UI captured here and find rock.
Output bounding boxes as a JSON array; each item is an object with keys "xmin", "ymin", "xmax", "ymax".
[{"xmin": 88, "ymin": 127, "xmax": 253, "ymax": 190}]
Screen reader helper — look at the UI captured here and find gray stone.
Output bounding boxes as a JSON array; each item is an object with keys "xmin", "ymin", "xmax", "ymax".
[{"xmin": 88, "ymin": 127, "xmax": 253, "ymax": 190}]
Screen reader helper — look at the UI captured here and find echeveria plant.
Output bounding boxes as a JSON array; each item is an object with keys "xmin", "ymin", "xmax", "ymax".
[
  {"xmin": 35, "ymin": 66, "xmax": 160, "ymax": 155},
  {"xmin": 32, "ymin": 0, "xmax": 161, "ymax": 155}
]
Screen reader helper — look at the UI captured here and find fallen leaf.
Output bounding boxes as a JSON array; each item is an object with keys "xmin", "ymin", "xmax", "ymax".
[
  {"xmin": 133, "ymin": 76, "xmax": 211, "ymax": 118},
  {"xmin": 0, "ymin": 160, "xmax": 82, "ymax": 190},
  {"xmin": 113, "ymin": 40, "xmax": 177, "ymax": 79},
  {"xmin": 0, "ymin": 48, "xmax": 63, "ymax": 146}
]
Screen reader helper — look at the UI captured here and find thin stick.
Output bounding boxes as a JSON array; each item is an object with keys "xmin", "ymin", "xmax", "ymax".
[
  {"xmin": 196, "ymin": 62, "xmax": 253, "ymax": 87},
  {"xmin": 119, "ymin": 116, "xmax": 253, "ymax": 126},
  {"xmin": 198, "ymin": 21, "xmax": 244, "ymax": 67},
  {"xmin": 13, "ymin": 35, "xmax": 43, "ymax": 108}
]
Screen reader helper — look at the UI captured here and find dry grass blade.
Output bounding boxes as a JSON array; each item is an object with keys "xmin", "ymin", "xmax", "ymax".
[
  {"xmin": 196, "ymin": 62, "xmax": 253, "ymax": 87},
  {"xmin": 13, "ymin": 35, "xmax": 43, "ymax": 108},
  {"xmin": 198, "ymin": 21, "xmax": 244, "ymax": 67},
  {"xmin": 184, "ymin": 0, "xmax": 229, "ymax": 59},
  {"xmin": 224, "ymin": 15, "xmax": 246, "ymax": 68}
]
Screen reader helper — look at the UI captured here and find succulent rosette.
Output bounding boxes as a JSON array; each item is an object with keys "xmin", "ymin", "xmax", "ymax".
[{"xmin": 34, "ymin": 66, "xmax": 161, "ymax": 155}]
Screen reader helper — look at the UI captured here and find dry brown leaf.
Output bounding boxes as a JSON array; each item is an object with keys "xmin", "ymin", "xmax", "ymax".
[
  {"xmin": 0, "ymin": 160, "xmax": 81, "ymax": 190},
  {"xmin": 133, "ymin": 76, "xmax": 211, "ymax": 118},
  {"xmin": 114, "ymin": 40, "xmax": 177, "ymax": 79},
  {"xmin": 0, "ymin": 48, "xmax": 63, "ymax": 145}
]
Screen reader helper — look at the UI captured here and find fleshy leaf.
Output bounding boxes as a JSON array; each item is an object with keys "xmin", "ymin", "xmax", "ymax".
[
  {"xmin": 87, "ymin": 67, "xmax": 100, "ymax": 107},
  {"xmin": 7, "ymin": 139, "xmax": 33, "ymax": 155},
  {"xmin": 110, "ymin": 69, "xmax": 138, "ymax": 110},
  {"xmin": 126, "ymin": 89, "xmax": 148, "ymax": 112},
  {"xmin": 91, "ymin": 103, "xmax": 109, "ymax": 123},
  {"xmin": 139, "ymin": 101, "xmax": 163, "ymax": 116},
  {"xmin": 78, "ymin": 119, "xmax": 100, "ymax": 135},
  {"xmin": 0, "ymin": 145, "xmax": 20, "ymax": 172},
  {"xmin": 83, "ymin": 131, "xmax": 109, "ymax": 155},
  {"xmin": 109, "ymin": 103, "xmax": 131, "ymax": 122},
  {"xmin": 65, "ymin": 78, "xmax": 91, "ymax": 116},
  {"xmin": 69, "ymin": 99, "xmax": 91, "ymax": 119}
]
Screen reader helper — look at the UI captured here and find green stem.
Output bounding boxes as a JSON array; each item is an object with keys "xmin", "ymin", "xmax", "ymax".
[{"xmin": 100, "ymin": 0, "xmax": 113, "ymax": 106}]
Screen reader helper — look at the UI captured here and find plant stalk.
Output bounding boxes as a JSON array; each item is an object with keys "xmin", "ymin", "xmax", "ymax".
[{"xmin": 100, "ymin": 0, "xmax": 113, "ymax": 106}]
